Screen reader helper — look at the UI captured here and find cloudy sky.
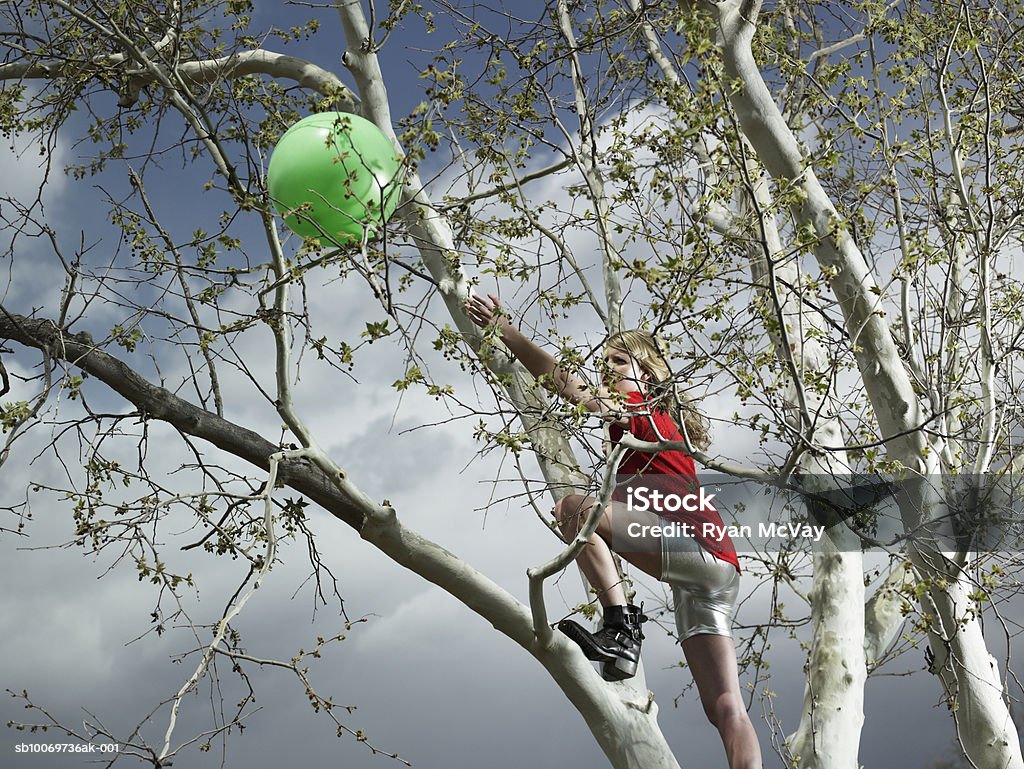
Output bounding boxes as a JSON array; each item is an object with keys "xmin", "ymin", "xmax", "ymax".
[{"xmin": 1, "ymin": 2, "xmax": 1020, "ymax": 768}]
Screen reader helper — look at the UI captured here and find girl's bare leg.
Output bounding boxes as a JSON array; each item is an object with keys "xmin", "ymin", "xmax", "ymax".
[
  {"xmin": 553, "ymin": 494, "xmax": 627, "ymax": 607},
  {"xmin": 682, "ymin": 634, "xmax": 763, "ymax": 769}
]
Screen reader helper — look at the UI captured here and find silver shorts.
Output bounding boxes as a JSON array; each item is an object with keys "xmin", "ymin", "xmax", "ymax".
[{"xmin": 611, "ymin": 505, "xmax": 739, "ymax": 642}]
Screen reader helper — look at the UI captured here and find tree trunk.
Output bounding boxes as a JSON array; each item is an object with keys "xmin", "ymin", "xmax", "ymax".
[{"xmin": 739, "ymin": 164, "xmax": 866, "ymax": 768}]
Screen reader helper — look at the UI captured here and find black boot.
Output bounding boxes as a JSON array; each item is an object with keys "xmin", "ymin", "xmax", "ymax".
[{"xmin": 558, "ymin": 604, "xmax": 647, "ymax": 681}]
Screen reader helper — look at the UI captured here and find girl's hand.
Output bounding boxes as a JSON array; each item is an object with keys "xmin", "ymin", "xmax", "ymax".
[{"xmin": 465, "ymin": 292, "xmax": 506, "ymax": 331}]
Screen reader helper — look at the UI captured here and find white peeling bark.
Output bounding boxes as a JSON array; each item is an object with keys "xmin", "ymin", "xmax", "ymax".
[{"xmin": 786, "ymin": 533, "xmax": 865, "ymax": 769}]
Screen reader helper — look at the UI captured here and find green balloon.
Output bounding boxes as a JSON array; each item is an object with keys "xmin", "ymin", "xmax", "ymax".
[{"xmin": 267, "ymin": 112, "xmax": 403, "ymax": 242}]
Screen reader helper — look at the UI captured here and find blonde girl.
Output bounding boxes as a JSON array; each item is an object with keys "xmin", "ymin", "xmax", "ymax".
[{"xmin": 466, "ymin": 293, "xmax": 762, "ymax": 769}]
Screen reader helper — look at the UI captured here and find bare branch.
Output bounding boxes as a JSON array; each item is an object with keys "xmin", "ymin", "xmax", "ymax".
[
  {"xmin": 0, "ymin": 310, "xmax": 366, "ymax": 528},
  {"xmin": 0, "ymin": 49, "xmax": 357, "ymax": 109}
]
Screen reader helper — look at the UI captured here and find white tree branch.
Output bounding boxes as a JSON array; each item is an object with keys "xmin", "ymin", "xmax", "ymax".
[{"xmin": 0, "ymin": 49, "xmax": 357, "ymax": 109}]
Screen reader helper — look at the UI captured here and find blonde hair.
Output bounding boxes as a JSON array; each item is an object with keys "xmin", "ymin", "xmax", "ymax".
[{"xmin": 606, "ymin": 330, "xmax": 711, "ymax": 451}]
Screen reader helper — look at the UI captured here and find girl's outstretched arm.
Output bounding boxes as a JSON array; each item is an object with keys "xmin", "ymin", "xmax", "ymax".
[{"xmin": 465, "ymin": 293, "xmax": 615, "ymax": 415}]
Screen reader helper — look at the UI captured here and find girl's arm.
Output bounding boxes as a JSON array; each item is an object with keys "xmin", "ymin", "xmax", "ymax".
[{"xmin": 465, "ymin": 293, "xmax": 617, "ymax": 415}]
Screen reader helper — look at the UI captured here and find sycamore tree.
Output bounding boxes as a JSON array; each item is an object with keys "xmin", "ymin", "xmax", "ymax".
[{"xmin": 1, "ymin": 1, "xmax": 1022, "ymax": 768}]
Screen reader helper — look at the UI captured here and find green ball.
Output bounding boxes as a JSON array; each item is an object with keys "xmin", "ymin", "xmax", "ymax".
[{"xmin": 267, "ymin": 112, "xmax": 403, "ymax": 242}]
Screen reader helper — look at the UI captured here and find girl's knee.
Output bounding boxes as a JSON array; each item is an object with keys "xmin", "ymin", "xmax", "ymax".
[
  {"xmin": 554, "ymin": 494, "xmax": 585, "ymax": 523},
  {"xmin": 554, "ymin": 494, "xmax": 590, "ymax": 540},
  {"xmin": 703, "ymin": 694, "xmax": 748, "ymax": 729}
]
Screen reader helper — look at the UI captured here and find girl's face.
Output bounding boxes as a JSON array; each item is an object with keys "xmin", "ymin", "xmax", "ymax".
[{"xmin": 603, "ymin": 347, "xmax": 648, "ymax": 394}]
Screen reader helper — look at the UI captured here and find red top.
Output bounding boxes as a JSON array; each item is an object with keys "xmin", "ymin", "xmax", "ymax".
[{"xmin": 609, "ymin": 390, "xmax": 740, "ymax": 573}]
